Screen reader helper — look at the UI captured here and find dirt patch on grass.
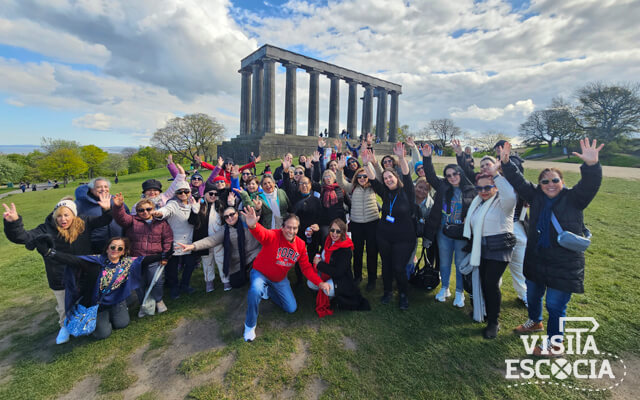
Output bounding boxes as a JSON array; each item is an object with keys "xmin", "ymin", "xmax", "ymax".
[
  {"xmin": 287, "ymin": 339, "xmax": 309, "ymax": 374},
  {"xmin": 57, "ymin": 375, "xmax": 100, "ymax": 400},
  {"xmin": 118, "ymin": 317, "xmax": 228, "ymax": 399},
  {"xmin": 303, "ymin": 376, "xmax": 329, "ymax": 400},
  {"xmin": 342, "ymin": 336, "xmax": 357, "ymax": 351},
  {"xmin": 611, "ymin": 353, "xmax": 639, "ymax": 400}
]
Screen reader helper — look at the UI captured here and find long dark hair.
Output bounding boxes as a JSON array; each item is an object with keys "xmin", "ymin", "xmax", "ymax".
[{"xmin": 103, "ymin": 237, "xmax": 131, "ymax": 258}]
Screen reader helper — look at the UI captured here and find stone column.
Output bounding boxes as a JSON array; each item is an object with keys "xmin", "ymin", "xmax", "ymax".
[
  {"xmin": 375, "ymin": 88, "xmax": 388, "ymax": 142},
  {"xmin": 389, "ymin": 91, "xmax": 399, "ymax": 143},
  {"xmin": 284, "ymin": 63, "xmax": 297, "ymax": 135},
  {"xmin": 261, "ymin": 58, "xmax": 276, "ymax": 135},
  {"xmin": 347, "ymin": 80, "xmax": 358, "ymax": 139},
  {"xmin": 307, "ymin": 69, "xmax": 319, "ymax": 137},
  {"xmin": 239, "ymin": 68, "xmax": 252, "ymax": 136},
  {"xmin": 328, "ymin": 75, "xmax": 340, "ymax": 138},
  {"xmin": 361, "ymin": 85, "xmax": 373, "ymax": 136},
  {"xmin": 250, "ymin": 62, "xmax": 263, "ymax": 135}
]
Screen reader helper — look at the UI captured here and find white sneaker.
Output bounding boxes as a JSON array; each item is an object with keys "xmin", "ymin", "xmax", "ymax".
[
  {"xmin": 435, "ymin": 287, "xmax": 451, "ymax": 302},
  {"xmin": 56, "ymin": 326, "xmax": 70, "ymax": 344},
  {"xmin": 156, "ymin": 300, "xmax": 168, "ymax": 314},
  {"xmin": 453, "ymin": 291, "xmax": 465, "ymax": 308},
  {"xmin": 261, "ymin": 287, "xmax": 270, "ymax": 300},
  {"xmin": 205, "ymin": 281, "xmax": 215, "ymax": 293},
  {"xmin": 243, "ymin": 324, "xmax": 256, "ymax": 342}
]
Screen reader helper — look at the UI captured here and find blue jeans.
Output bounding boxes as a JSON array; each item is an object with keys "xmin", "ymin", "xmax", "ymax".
[
  {"xmin": 526, "ymin": 279, "xmax": 572, "ymax": 338},
  {"xmin": 245, "ymin": 269, "xmax": 297, "ymax": 328},
  {"xmin": 437, "ymin": 228, "xmax": 465, "ymax": 292}
]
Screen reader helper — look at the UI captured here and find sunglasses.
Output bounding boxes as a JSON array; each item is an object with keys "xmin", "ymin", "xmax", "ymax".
[
  {"xmin": 223, "ymin": 212, "xmax": 237, "ymax": 220},
  {"xmin": 540, "ymin": 178, "xmax": 561, "ymax": 185},
  {"xmin": 191, "ymin": 177, "xmax": 202, "ymax": 181},
  {"xmin": 215, "ymin": 180, "xmax": 226, "ymax": 185},
  {"xmin": 207, "ymin": 191, "xmax": 217, "ymax": 196},
  {"xmin": 475, "ymin": 185, "xmax": 496, "ymax": 193},
  {"xmin": 136, "ymin": 207, "xmax": 153, "ymax": 213},
  {"xmin": 416, "ymin": 166, "xmax": 424, "ymax": 171},
  {"xmin": 242, "ymin": 172, "xmax": 251, "ymax": 176},
  {"xmin": 329, "ymin": 229, "xmax": 342, "ymax": 234},
  {"xmin": 356, "ymin": 174, "xmax": 368, "ymax": 179},
  {"xmin": 294, "ymin": 171, "xmax": 304, "ymax": 175},
  {"xmin": 176, "ymin": 190, "xmax": 190, "ymax": 195},
  {"xmin": 445, "ymin": 172, "xmax": 460, "ymax": 179},
  {"xmin": 382, "ymin": 159, "xmax": 394, "ymax": 164},
  {"xmin": 109, "ymin": 245, "xmax": 124, "ymax": 251}
]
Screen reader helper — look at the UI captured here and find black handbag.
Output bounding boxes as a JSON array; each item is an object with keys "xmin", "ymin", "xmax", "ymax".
[
  {"xmin": 483, "ymin": 232, "xmax": 516, "ymax": 251},
  {"xmin": 409, "ymin": 247, "xmax": 440, "ymax": 292},
  {"xmin": 443, "ymin": 223, "xmax": 464, "ymax": 239}
]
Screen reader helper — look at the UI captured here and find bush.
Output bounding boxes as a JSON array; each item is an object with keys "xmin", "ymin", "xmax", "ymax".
[{"xmin": 0, "ymin": 157, "xmax": 25, "ymax": 184}]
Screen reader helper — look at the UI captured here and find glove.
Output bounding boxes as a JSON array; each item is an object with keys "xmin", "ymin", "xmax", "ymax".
[{"xmin": 34, "ymin": 234, "xmax": 55, "ymax": 256}]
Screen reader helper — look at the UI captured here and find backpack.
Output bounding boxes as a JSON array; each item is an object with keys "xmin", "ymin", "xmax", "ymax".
[{"xmin": 409, "ymin": 247, "xmax": 440, "ymax": 292}]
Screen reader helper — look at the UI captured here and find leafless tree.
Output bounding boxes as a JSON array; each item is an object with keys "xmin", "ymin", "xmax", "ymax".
[
  {"xmin": 151, "ymin": 113, "xmax": 226, "ymax": 162},
  {"xmin": 428, "ymin": 118, "xmax": 462, "ymax": 145}
]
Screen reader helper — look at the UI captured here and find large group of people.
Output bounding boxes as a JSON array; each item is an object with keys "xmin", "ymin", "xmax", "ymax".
[{"xmin": 2, "ymin": 134, "xmax": 603, "ymax": 356}]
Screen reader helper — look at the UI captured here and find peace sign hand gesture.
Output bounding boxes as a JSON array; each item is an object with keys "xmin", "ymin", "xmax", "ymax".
[
  {"xmin": 2, "ymin": 203, "xmax": 18, "ymax": 222},
  {"xmin": 572, "ymin": 137, "xmax": 604, "ymax": 166}
]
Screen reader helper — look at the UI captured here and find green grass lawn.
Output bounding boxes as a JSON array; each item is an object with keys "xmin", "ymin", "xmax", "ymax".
[{"xmin": 0, "ymin": 162, "xmax": 638, "ymax": 399}]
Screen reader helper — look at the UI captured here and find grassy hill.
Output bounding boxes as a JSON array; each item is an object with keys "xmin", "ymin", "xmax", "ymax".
[{"xmin": 0, "ymin": 163, "xmax": 638, "ymax": 399}]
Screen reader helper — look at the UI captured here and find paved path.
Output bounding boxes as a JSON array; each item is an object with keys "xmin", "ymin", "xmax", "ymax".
[
  {"xmin": 431, "ymin": 157, "xmax": 640, "ymax": 180},
  {"xmin": 0, "ymin": 183, "xmax": 54, "ymax": 200}
]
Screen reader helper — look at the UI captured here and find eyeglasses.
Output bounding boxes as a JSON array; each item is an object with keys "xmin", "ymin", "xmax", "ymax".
[
  {"xmin": 299, "ymin": 181, "xmax": 310, "ymax": 186},
  {"xmin": 445, "ymin": 172, "xmax": 460, "ymax": 179},
  {"xmin": 329, "ymin": 229, "xmax": 341, "ymax": 234},
  {"xmin": 540, "ymin": 178, "xmax": 561, "ymax": 185},
  {"xmin": 382, "ymin": 159, "xmax": 393, "ymax": 164},
  {"xmin": 223, "ymin": 212, "xmax": 237, "ymax": 220},
  {"xmin": 475, "ymin": 185, "xmax": 496, "ymax": 193},
  {"xmin": 176, "ymin": 190, "xmax": 190, "ymax": 195},
  {"xmin": 294, "ymin": 171, "xmax": 304, "ymax": 175},
  {"xmin": 109, "ymin": 245, "xmax": 124, "ymax": 251},
  {"xmin": 136, "ymin": 207, "xmax": 153, "ymax": 213},
  {"xmin": 207, "ymin": 191, "xmax": 217, "ymax": 196},
  {"xmin": 191, "ymin": 177, "xmax": 202, "ymax": 181},
  {"xmin": 356, "ymin": 175, "xmax": 368, "ymax": 179}
]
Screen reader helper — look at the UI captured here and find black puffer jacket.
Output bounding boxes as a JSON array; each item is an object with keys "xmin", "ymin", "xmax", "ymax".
[
  {"xmin": 422, "ymin": 156, "xmax": 476, "ymax": 242},
  {"xmin": 502, "ymin": 160, "xmax": 602, "ymax": 293},
  {"xmin": 317, "ymin": 247, "xmax": 371, "ymax": 311},
  {"xmin": 4, "ymin": 210, "xmax": 112, "ymax": 290}
]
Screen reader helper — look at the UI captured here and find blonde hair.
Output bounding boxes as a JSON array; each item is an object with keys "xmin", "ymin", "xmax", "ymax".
[{"xmin": 53, "ymin": 204, "xmax": 85, "ymax": 243}]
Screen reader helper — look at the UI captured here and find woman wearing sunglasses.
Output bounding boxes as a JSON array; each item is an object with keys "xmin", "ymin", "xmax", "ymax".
[
  {"xmin": 3, "ymin": 195, "xmax": 113, "ymax": 344},
  {"xmin": 112, "ymin": 193, "xmax": 173, "ymax": 315},
  {"xmin": 152, "ymin": 181, "xmax": 200, "ymax": 298},
  {"xmin": 337, "ymin": 150, "xmax": 381, "ymax": 291},
  {"xmin": 461, "ymin": 169, "xmax": 517, "ymax": 339},
  {"xmin": 178, "ymin": 207, "xmax": 261, "ymax": 289},
  {"xmin": 33, "ymin": 236, "xmax": 166, "ymax": 340},
  {"xmin": 501, "ymin": 139, "xmax": 603, "ymax": 356},
  {"xmin": 422, "ymin": 144, "xmax": 476, "ymax": 307}
]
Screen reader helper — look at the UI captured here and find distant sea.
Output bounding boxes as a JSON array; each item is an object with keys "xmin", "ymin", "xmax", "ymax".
[{"xmin": 0, "ymin": 145, "xmax": 129, "ymax": 154}]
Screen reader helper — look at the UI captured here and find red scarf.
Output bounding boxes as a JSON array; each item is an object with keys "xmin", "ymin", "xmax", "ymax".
[
  {"xmin": 321, "ymin": 183, "xmax": 340, "ymax": 208},
  {"xmin": 315, "ymin": 235, "xmax": 354, "ymax": 318}
]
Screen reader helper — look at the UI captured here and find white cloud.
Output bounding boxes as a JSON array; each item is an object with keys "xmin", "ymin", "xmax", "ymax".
[
  {"xmin": 72, "ymin": 113, "xmax": 113, "ymax": 131},
  {"xmin": 450, "ymin": 99, "xmax": 535, "ymax": 121}
]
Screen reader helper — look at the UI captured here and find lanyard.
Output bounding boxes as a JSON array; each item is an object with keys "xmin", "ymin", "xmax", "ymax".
[{"xmin": 389, "ymin": 193, "xmax": 399, "ymax": 216}]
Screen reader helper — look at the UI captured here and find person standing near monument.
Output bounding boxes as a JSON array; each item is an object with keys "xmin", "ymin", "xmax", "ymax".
[{"xmin": 239, "ymin": 206, "xmax": 330, "ymax": 342}]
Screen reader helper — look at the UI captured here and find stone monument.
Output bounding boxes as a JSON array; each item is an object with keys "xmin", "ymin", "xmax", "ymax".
[{"xmin": 217, "ymin": 44, "xmax": 402, "ymax": 163}]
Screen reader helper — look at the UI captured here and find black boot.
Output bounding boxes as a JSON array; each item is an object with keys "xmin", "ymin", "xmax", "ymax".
[
  {"xmin": 366, "ymin": 280, "xmax": 376, "ymax": 292},
  {"xmin": 380, "ymin": 292, "xmax": 392, "ymax": 305},
  {"xmin": 483, "ymin": 323, "xmax": 500, "ymax": 339},
  {"xmin": 399, "ymin": 293, "xmax": 409, "ymax": 310}
]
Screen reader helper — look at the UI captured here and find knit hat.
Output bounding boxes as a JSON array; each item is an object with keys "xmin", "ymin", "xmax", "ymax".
[
  {"xmin": 190, "ymin": 172, "xmax": 203, "ymax": 181},
  {"xmin": 54, "ymin": 198, "xmax": 77, "ymax": 216},
  {"xmin": 414, "ymin": 161, "xmax": 424, "ymax": 173},
  {"xmin": 175, "ymin": 180, "xmax": 190, "ymax": 191},
  {"xmin": 142, "ymin": 179, "xmax": 162, "ymax": 193},
  {"xmin": 213, "ymin": 175, "xmax": 230, "ymax": 185},
  {"xmin": 204, "ymin": 181, "xmax": 217, "ymax": 193},
  {"xmin": 224, "ymin": 157, "xmax": 234, "ymax": 165}
]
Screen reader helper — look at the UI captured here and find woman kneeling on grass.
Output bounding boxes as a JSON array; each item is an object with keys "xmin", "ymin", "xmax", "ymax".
[
  {"xmin": 501, "ymin": 139, "xmax": 603, "ymax": 356},
  {"xmin": 3, "ymin": 195, "xmax": 113, "ymax": 344},
  {"xmin": 33, "ymin": 236, "xmax": 167, "ymax": 340},
  {"xmin": 308, "ymin": 218, "xmax": 371, "ymax": 316}
]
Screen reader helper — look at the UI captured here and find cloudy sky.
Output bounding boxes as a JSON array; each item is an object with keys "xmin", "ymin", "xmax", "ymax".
[{"xmin": 0, "ymin": 0, "xmax": 639, "ymax": 148}]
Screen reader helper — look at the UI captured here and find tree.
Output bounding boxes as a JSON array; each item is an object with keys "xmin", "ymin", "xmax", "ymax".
[
  {"xmin": 120, "ymin": 147, "xmax": 138, "ymax": 159},
  {"xmin": 38, "ymin": 149, "xmax": 87, "ymax": 186},
  {"xmin": 519, "ymin": 98, "xmax": 580, "ymax": 153},
  {"xmin": 0, "ymin": 157, "xmax": 25, "ymax": 184},
  {"xmin": 136, "ymin": 146, "xmax": 165, "ymax": 169},
  {"xmin": 151, "ymin": 113, "xmax": 225, "ymax": 162},
  {"xmin": 105, "ymin": 153, "xmax": 128, "ymax": 176},
  {"xmin": 80, "ymin": 145, "xmax": 108, "ymax": 179},
  {"xmin": 465, "ymin": 131, "xmax": 513, "ymax": 152},
  {"xmin": 428, "ymin": 119, "xmax": 462, "ymax": 145},
  {"xmin": 575, "ymin": 82, "xmax": 640, "ymax": 142},
  {"xmin": 41, "ymin": 138, "xmax": 80, "ymax": 153},
  {"xmin": 128, "ymin": 154, "xmax": 149, "ymax": 174}
]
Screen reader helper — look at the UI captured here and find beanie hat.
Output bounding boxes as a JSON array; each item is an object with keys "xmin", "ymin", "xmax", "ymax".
[
  {"xmin": 175, "ymin": 180, "xmax": 190, "ymax": 191},
  {"xmin": 414, "ymin": 161, "xmax": 424, "ymax": 173},
  {"xmin": 213, "ymin": 175, "xmax": 230, "ymax": 185},
  {"xmin": 190, "ymin": 172, "xmax": 203, "ymax": 181},
  {"xmin": 224, "ymin": 157, "xmax": 234, "ymax": 165},
  {"xmin": 204, "ymin": 181, "xmax": 217, "ymax": 193},
  {"xmin": 142, "ymin": 179, "xmax": 162, "ymax": 193},
  {"xmin": 54, "ymin": 198, "xmax": 77, "ymax": 216}
]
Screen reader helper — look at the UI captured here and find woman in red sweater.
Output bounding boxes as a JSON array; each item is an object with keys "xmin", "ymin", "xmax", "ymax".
[{"xmin": 239, "ymin": 206, "xmax": 331, "ymax": 342}]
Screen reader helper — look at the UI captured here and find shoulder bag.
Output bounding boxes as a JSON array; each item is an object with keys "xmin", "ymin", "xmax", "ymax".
[
  {"xmin": 551, "ymin": 212, "xmax": 591, "ymax": 253},
  {"xmin": 409, "ymin": 247, "xmax": 440, "ymax": 292}
]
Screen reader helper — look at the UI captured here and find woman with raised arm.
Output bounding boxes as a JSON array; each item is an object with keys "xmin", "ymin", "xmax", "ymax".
[
  {"xmin": 502, "ymin": 139, "xmax": 603, "ymax": 356},
  {"xmin": 135, "ymin": 155, "xmax": 187, "ymax": 213},
  {"xmin": 365, "ymin": 143, "xmax": 416, "ymax": 310},
  {"xmin": 422, "ymin": 144, "xmax": 476, "ymax": 307},
  {"xmin": 3, "ymin": 195, "xmax": 113, "ymax": 344},
  {"xmin": 337, "ymin": 150, "xmax": 381, "ymax": 290},
  {"xmin": 33, "ymin": 236, "xmax": 165, "ymax": 340}
]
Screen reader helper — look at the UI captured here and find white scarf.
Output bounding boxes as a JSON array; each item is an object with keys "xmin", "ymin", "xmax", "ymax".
[{"xmin": 463, "ymin": 194, "xmax": 496, "ymax": 267}]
